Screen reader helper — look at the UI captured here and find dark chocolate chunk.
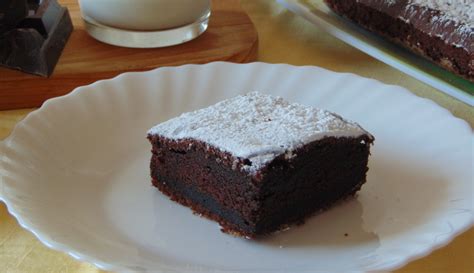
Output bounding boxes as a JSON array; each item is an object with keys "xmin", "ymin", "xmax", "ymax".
[
  {"xmin": 27, "ymin": 0, "xmax": 41, "ymax": 11},
  {"xmin": 19, "ymin": 0, "xmax": 64, "ymax": 37},
  {"xmin": 0, "ymin": 28, "xmax": 46, "ymax": 72},
  {"xmin": 0, "ymin": 0, "xmax": 73, "ymax": 77},
  {"xmin": 0, "ymin": 0, "xmax": 28, "ymax": 34}
]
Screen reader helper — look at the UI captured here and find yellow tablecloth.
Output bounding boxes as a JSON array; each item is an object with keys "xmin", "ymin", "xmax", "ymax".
[{"xmin": 1, "ymin": 1, "xmax": 473, "ymax": 272}]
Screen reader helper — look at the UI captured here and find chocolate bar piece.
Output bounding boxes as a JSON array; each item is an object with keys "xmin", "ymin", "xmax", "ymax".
[
  {"xmin": 0, "ymin": 0, "xmax": 28, "ymax": 34},
  {"xmin": 0, "ymin": 0, "xmax": 73, "ymax": 77}
]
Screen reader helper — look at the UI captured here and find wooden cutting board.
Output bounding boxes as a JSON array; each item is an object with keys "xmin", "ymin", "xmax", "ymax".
[{"xmin": 0, "ymin": 0, "xmax": 258, "ymax": 110}]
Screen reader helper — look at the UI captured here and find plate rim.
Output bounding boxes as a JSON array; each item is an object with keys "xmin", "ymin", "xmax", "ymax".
[{"xmin": 1, "ymin": 61, "xmax": 473, "ymax": 273}]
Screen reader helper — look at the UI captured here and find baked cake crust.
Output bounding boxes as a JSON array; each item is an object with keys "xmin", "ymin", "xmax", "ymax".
[
  {"xmin": 325, "ymin": 0, "xmax": 474, "ymax": 81},
  {"xmin": 147, "ymin": 92, "xmax": 375, "ymax": 237}
]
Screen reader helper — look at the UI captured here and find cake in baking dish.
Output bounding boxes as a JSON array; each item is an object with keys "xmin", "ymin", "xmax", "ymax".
[
  {"xmin": 325, "ymin": 0, "xmax": 474, "ymax": 82},
  {"xmin": 147, "ymin": 92, "xmax": 374, "ymax": 238}
]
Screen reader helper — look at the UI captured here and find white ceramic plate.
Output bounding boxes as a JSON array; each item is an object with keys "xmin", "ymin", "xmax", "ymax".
[
  {"xmin": 1, "ymin": 62, "xmax": 473, "ymax": 273},
  {"xmin": 277, "ymin": 0, "xmax": 474, "ymax": 106}
]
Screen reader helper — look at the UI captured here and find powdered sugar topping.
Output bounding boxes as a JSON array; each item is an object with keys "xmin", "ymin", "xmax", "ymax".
[
  {"xmin": 410, "ymin": 0, "xmax": 473, "ymax": 26},
  {"xmin": 148, "ymin": 92, "xmax": 370, "ymax": 173},
  {"xmin": 388, "ymin": 0, "xmax": 474, "ymax": 48}
]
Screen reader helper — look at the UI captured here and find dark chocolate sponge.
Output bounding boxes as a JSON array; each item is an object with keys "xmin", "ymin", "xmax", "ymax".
[
  {"xmin": 147, "ymin": 93, "xmax": 375, "ymax": 238},
  {"xmin": 324, "ymin": 0, "xmax": 474, "ymax": 82}
]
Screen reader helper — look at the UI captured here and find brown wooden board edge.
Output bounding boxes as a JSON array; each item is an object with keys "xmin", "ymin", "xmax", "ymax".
[{"xmin": 0, "ymin": 0, "xmax": 258, "ymax": 110}]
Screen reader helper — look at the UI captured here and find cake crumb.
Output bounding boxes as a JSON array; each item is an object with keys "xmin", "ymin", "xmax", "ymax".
[{"xmin": 232, "ymin": 160, "xmax": 238, "ymax": 170}]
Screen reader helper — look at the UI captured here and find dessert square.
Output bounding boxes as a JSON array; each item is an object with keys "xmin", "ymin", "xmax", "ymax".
[{"xmin": 147, "ymin": 92, "xmax": 374, "ymax": 238}]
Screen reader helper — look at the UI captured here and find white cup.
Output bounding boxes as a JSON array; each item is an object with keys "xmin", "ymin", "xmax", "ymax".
[{"xmin": 79, "ymin": 0, "xmax": 211, "ymax": 48}]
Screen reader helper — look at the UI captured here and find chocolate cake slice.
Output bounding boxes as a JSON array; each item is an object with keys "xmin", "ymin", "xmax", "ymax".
[
  {"xmin": 324, "ymin": 0, "xmax": 474, "ymax": 82},
  {"xmin": 147, "ymin": 92, "xmax": 374, "ymax": 238}
]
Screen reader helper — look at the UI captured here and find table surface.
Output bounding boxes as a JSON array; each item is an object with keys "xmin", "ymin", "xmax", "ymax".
[{"xmin": 1, "ymin": 1, "xmax": 473, "ymax": 272}]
